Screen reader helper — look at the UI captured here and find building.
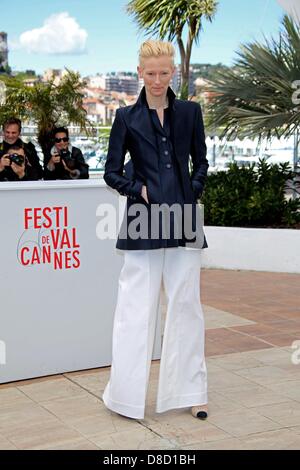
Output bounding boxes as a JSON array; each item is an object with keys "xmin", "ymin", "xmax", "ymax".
[
  {"xmin": 42, "ymin": 69, "xmax": 69, "ymax": 85},
  {"xmin": 83, "ymin": 95, "xmax": 118, "ymax": 125},
  {"xmin": 90, "ymin": 73, "xmax": 138, "ymax": 96},
  {"xmin": 88, "ymin": 75, "xmax": 105, "ymax": 89},
  {"xmin": 82, "ymin": 88, "xmax": 137, "ymax": 125},
  {"xmin": 23, "ymin": 77, "xmax": 41, "ymax": 87},
  {"xmin": 0, "ymin": 32, "xmax": 9, "ymax": 70}
]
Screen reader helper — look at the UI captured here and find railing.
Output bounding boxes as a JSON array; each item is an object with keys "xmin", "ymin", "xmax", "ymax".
[
  {"xmin": 0, "ymin": 126, "xmax": 111, "ymax": 173},
  {"xmin": 1, "ymin": 126, "xmax": 299, "ymax": 177},
  {"xmin": 8, "ymin": 125, "xmax": 112, "ymax": 139}
]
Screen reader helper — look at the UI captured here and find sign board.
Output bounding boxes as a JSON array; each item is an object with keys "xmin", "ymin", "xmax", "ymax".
[{"xmin": 0, "ymin": 180, "xmax": 161, "ymax": 383}]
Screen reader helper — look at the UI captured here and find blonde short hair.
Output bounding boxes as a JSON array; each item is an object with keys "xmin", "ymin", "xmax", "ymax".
[{"xmin": 139, "ymin": 40, "xmax": 175, "ymax": 65}]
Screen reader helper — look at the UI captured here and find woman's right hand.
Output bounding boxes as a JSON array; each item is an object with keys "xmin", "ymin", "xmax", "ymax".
[
  {"xmin": 47, "ymin": 153, "xmax": 61, "ymax": 171},
  {"xmin": 49, "ymin": 154, "xmax": 61, "ymax": 165}
]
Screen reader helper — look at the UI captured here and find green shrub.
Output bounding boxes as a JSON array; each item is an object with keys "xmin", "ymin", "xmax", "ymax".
[{"xmin": 201, "ymin": 160, "xmax": 300, "ymax": 227}]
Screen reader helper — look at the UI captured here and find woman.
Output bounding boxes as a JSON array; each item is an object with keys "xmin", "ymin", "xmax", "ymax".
[
  {"xmin": 44, "ymin": 127, "xmax": 89, "ymax": 180},
  {"xmin": 103, "ymin": 40, "xmax": 209, "ymax": 420}
]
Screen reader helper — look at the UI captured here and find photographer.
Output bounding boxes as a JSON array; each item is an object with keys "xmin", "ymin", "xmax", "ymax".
[
  {"xmin": 44, "ymin": 127, "xmax": 89, "ymax": 180},
  {"xmin": 0, "ymin": 117, "xmax": 44, "ymax": 180},
  {"xmin": 0, "ymin": 145, "xmax": 39, "ymax": 181}
]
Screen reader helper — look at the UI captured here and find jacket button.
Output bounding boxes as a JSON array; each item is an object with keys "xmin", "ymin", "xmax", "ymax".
[
  {"xmin": 162, "ymin": 137, "xmax": 167, "ymax": 142},
  {"xmin": 165, "ymin": 163, "xmax": 172, "ymax": 169},
  {"xmin": 164, "ymin": 150, "xmax": 169, "ymax": 155}
]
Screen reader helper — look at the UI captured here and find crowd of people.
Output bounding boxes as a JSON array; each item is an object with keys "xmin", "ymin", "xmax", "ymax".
[{"xmin": 0, "ymin": 118, "xmax": 89, "ymax": 181}]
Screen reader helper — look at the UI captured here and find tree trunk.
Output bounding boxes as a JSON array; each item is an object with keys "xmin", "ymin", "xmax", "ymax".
[
  {"xmin": 38, "ymin": 124, "xmax": 55, "ymax": 158},
  {"xmin": 183, "ymin": 26, "xmax": 194, "ymax": 100},
  {"xmin": 177, "ymin": 29, "xmax": 193, "ymax": 100}
]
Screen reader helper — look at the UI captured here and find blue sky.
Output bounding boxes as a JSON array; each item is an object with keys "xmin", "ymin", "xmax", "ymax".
[{"xmin": 1, "ymin": 0, "xmax": 288, "ymax": 75}]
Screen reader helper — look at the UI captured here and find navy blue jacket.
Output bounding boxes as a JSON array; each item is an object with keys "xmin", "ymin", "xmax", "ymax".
[{"xmin": 104, "ymin": 87, "xmax": 209, "ymax": 250}]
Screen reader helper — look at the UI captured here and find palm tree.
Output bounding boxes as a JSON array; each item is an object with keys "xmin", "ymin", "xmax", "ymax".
[
  {"xmin": 206, "ymin": 15, "xmax": 300, "ymax": 142},
  {"xmin": 126, "ymin": 0, "xmax": 218, "ymax": 99},
  {"xmin": 0, "ymin": 69, "xmax": 91, "ymax": 155}
]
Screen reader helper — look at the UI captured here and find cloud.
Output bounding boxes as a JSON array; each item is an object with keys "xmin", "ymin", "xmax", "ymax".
[
  {"xmin": 8, "ymin": 38, "xmax": 21, "ymax": 51},
  {"xmin": 19, "ymin": 12, "xmax": 88, "ymax": 55}
]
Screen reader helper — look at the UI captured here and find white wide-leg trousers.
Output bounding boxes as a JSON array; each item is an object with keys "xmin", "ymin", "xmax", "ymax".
[{"xmin": 102, "ymin": 247, "xmax": 207, "ymax": 419}]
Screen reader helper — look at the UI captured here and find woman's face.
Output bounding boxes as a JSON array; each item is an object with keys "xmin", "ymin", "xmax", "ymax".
[
  {"xmin": 138, "ymin": 55, "xmax": 175, "ymax": 99},
  {"xmin": 54, "ymin": 132, "xmax": 69, "ymax": 152}
]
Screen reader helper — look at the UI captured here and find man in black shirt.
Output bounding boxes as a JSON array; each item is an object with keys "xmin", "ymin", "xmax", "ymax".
[
  {"xmin": 0, "ymin": 144, "xmax": 39, "ymax": 181},
  {"xmin": 0, "ymin": 117, "xmax": 43, "ymax": 179}
]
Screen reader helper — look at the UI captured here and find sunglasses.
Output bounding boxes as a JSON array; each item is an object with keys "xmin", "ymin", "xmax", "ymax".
[{"xmin": 55, "ymin": 137, "xmax": 69, "ymax": 143}]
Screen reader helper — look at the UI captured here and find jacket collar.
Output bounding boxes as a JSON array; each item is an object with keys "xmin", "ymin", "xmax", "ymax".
[
  {"xmin": 130, "ymin": 86, "xmax": 176, "ymax": 150},
  {"xmin": 134, "ymin": 86, "xmax": 176, "ymax": 110}
]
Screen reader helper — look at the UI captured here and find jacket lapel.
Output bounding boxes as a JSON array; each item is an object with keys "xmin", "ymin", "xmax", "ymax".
[
  {"xmin": 130, "ymin": 106, "xmax": 157, "ymax": 150},
  {"xmin": 130, "ymin": 86, "xmax": 180, "ymax": 156}
]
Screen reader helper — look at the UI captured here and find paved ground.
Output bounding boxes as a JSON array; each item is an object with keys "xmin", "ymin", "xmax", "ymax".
[{"xmin": 1, "ymin": 269, "xmax": 300, "ymax": 450}]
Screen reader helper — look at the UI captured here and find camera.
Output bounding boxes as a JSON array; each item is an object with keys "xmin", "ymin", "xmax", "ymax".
[
  {"xmin": 59, "ymin": 149, "xmax": 76, "ymax": 170},
  {"xmin": 59, "ymin": 149, "xmax": 69, "ymax": 159},
  {"xmin": 9, "ymin": 153, "xmax": 25, "ymax": 166}
]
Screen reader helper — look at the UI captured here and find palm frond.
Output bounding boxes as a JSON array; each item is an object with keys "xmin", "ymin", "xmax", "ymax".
[
  {"xmin": 0, "ymin": 69, "xmax": 92, "ymax": 151},
  {"xmin": 207, "ymin": 15, "xmax": 300, "ymax": 139}
]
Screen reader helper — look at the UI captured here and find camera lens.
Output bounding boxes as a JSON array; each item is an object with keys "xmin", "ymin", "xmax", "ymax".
[{"xmin": 10, "ymin": 154, "xmax": 24, "ymax": 166}]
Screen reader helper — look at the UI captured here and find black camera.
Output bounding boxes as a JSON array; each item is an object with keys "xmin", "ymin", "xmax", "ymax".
[
  {"xmin": 59, "ymin": 149, "xmax": 69, "ymax": 159},
  {"xmin": 9, "ymin": 153, "xmax": 25, "ymax": 166},
  {"xmin": 59, "ymin": 149, "xmax": 76, "ymax": 170}
]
